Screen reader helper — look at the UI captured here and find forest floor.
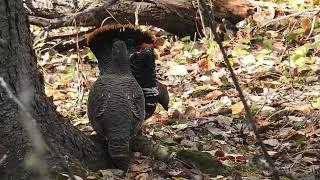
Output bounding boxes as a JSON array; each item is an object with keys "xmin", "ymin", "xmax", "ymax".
[{"xmin": 32, "ymin": 1, "xmax": 319, "ymax": 179}]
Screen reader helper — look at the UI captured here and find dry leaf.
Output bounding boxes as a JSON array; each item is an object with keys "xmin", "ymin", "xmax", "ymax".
[
  {"xmin": 45, "ymin": 86, "xmax": 67, "ymax": 100},
  {"xmin": 135, "ymin": 173, "xmax": 149, "ymax": 180},
  {"xmin": 292, "ymin": 104, "xmax": 313, "ymax": 112},
  {"xmin": 301, "ymin": 17, "xmax": 311, "ymax": 36},
  {"xmin": 255, "ymin": 117, "xmax": 271, "ymax": 127},
  {"xmin": 213, "ymin": 149, "xmax": 225, "ymax": 158},
  {"xmin": 263, "ymin": 139, "xmax": 280, "ymax": 147},
  {"xmin": 302, "ymin": 156, "xmax": 318, "ymax": 165},
  {"xmin": 170, "ymin": 42, "xmax": 184, "ymax": 56},
  {"xmin": 231, "ymin": 102, "xmax": 244, "ymax": 115},
  {"xmin": 167, "ymin": 65, "xmax": 188, "ymax": 76},
  {"xmin": 172, "ymin": 123, "xmax": 189, "ymax": 131},
  {"xmin": 184, "ymin": 106, "xmax": 199, "ymax": 119},
  {"xmin": 130, "ymin": 161, "xmax": 150, "ymax": 172},
  {"xmin": 224, "ymin": 153, "xmax": 246, "ymax": 162},
  {"xmin": 204, "ymin": 90, "xmax": 223, "ymax": 100},
  {"xmin": 198, "ymin": 58, "xmax": 215, "ymax": 71},
  {"xmin": 171, "ymin": 109, "xmax": 184, "ymax": 120}
]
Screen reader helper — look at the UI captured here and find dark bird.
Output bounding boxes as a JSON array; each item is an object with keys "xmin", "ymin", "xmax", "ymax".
[
  {"xmin": 86, "ymin": 24, "xmax": 169, "ymax": 119},
  {"xmin": 156, "ymin": 81, "xmax": 169, "ymax": 111},
  {"xmin": 87, "ymin": 40, "xmax": 145, "ymax": 170},
  {"xmin": 130, "ymin": 43, "xmax": 169, "ymax": 118}
]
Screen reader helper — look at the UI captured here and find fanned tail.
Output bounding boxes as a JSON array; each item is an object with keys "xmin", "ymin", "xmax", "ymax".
[{"xmin": 108, "ymin": 137, "xmax": 130, "ymax": 170}]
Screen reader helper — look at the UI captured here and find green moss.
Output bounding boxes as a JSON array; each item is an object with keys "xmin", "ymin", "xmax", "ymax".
[
  {"xmin": 237, "ymin": 145, "xmax": 250, "ymax": 153},
  {"xmin": 235, "ymin": 165, "xmax": 262, "ymax": 177},
  {"xmin": 60, "ymin": 65, "xmax": 75, "ymax": 76},
  {"xmin": 294, "ymin": 134, "xmax": 307, "ymax": 150},
  {"xmin": 191, "ymin": 86, "xmax": 213, "ymax": 97},
  {"xmin": 250, "ymin": 106, "xmax": 260, "ymax": 115},
  {"xmin": 177, "ymin": 150, "xmax": 233, "ymax": 176}
]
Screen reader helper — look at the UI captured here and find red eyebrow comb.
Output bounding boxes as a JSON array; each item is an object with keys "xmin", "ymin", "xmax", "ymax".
[
  {"xmin": 141, "ymin": 43, "xmax": 147, "ymax": 49},
  {"xmin": 140, "ymin": 43, "xmax": 154, "ymax": 49}
]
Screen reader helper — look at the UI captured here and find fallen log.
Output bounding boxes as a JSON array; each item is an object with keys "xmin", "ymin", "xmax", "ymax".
[
  {"xmin": 131, "ymin": 135, "xmax": 234, "ymax": 177},
  {"xmin": 26, "ymin": 0, "xmax": 255, "ymax": 37}
]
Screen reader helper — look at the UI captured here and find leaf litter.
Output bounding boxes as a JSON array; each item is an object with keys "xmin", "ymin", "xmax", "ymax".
[{"xmin": 32, "ymin": 2, "xmax": 320, "ymax": 179}]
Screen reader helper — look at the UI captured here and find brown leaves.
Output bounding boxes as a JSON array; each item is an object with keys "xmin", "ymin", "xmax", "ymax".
[
  {"xmin": 231, "ymin": 102, "xmax": 244, "ymax": 115},
  {"xmin": 198, "ymin": 58, "xmax": 215, "ymax": 71},
  {"xmin": 45, "ymin": 85, "xmax": 67, "ymax": 101},
  {"xmin": 203, "ymin": 90, "xmax": 223, "ymax": 100},
  {"xmin": 301, "ymin": 17, "xmax": 312, "ymax": 36},
  {"xmin": 33, "ymin": 3, "xmax": 320, "ymax": 177},
  {"xmin": 211, "ymin": 149, "xmax": 246, "ymax": 162}
]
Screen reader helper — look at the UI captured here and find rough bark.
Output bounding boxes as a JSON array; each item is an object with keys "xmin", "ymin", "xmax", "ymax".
[
  {"xmin": 0, "ymin": 0, "xmax": 110, "ymax": 179},
  {"xmin": 25, "ymin": 0, "xmax": 255, "ymax": 37}
]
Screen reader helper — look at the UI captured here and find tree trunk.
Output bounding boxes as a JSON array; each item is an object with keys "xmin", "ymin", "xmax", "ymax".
[
  {"xmin": 26, "ymin": 0, "xmax": 254, "ymax": 37},
  {"xmin": 0, "ymin": 0, "xmax": 110, "ymax": 179}
]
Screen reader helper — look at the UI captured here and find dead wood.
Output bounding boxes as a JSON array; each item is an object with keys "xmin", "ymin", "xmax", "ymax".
[{"xmin": 26, "ymin": 0, "xmax": 257, "ymax": 37}]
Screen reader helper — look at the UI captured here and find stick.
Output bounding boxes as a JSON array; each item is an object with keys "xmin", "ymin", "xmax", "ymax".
[{"xmin": 197, "ymin": 1, "xmax": 296, "ymax": 179}]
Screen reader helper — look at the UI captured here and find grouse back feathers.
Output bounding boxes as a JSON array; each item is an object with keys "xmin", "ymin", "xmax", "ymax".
[
  {"xmin": 87, "ymin": 40, "xmax": 145, "ymax": 170},
  {"xmin": 87, "ymin": 24, "xmax": 169, "ymax": 119}
]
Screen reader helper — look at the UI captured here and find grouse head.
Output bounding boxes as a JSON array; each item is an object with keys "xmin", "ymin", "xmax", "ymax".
[
  {"xmin": 102, "ymin": 40, "xmax": 131, "ymax": 75},
  {"xmin": 111, "ymin": 40, "xmax": 129, "ymax": 64}
]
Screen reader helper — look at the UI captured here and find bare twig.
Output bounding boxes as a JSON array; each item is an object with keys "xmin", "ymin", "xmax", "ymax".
[
  {"xmin": 102, "ymin": 8, "xmax": 121, "ymax": 26},
  {"xmin": 259, "ymin": 8, "xmax": 320, "ymax": 29},
  {"xmin": 73, "ymin": 21, "xmax": 85, "ymax": 113},
  {"xmin": 306, "ymin": 14, "xmax": 318, "ymax": 40},
  {"xmin": 197, "ymin": 1, "xmax": 297, "ymax": 180},
  {"xmin": 279, "ymin": 43, "xmax": 288, "ymax": 61},
  {"xmin": 100, "ymin": 17, "xmax": 114, "ymax": 27},
  {"xmin": 135, "ymin": 0, "xmax": 142, "ymax": 26},
  {"xmin": 196, "ymin": 0, "xmax": 207, "ymax": 37}
]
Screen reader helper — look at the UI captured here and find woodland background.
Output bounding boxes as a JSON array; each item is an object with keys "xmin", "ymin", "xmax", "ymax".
[{"xmin": 0, "ymin": 0, "xmax": 319, "ymax": 179}]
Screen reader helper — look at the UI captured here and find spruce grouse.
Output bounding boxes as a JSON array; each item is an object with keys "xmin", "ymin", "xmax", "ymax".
[
  {"xmin": 87, "ymin": 40, "xmax": 145, "ymax": 170},
  {"xmin": 86, "ymin": 24, "xmax": 169, "ymax": 119}
]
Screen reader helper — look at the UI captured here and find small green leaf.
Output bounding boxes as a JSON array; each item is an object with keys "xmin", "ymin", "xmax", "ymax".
[
  {"xmin": 262, "ymin": 39, "xmax": 273, "ymax": 50},
  {"xmin": 87, "ymin": 51, "xmax": 95, "ymax": 60},
  {"xmin": 233, "ymin": 44, "xmax": 250, "ymax": 56},
  {"xmin": 181, "ymin": 36, "xmax": 191, "ymax": 42}
]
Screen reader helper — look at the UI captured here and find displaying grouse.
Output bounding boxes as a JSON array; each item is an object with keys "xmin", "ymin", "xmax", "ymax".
[
  {"xmin": 86, "ymin": 24, "xmax": 169, "ymax": 119},
  {"xmin": 87, "ymin": 40, "xmax": 145, "ymax": 170},
  {"xmin": 129, "ymin": 43, "xmax": 168, "ymax": 118}
]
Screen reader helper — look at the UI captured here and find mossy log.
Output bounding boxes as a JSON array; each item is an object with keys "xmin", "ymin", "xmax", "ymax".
[{"xmin": 132, "ymin": 136, "xmax": 234, "ymax": 177}]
